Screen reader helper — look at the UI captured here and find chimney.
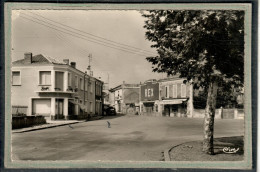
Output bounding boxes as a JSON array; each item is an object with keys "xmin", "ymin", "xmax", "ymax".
[
  {"xmin": 70, "ymin": 62, "xmax": 76, "ymax": 68},
  {"xmin": 24, "ymin": 52, "xmax": 32, "ymax": 63},
  {"xmin": 63, "ymin": 59, "xmax": 69, "ymax": 65}
]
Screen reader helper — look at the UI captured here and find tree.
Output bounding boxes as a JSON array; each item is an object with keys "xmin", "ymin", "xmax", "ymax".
[{"xmin": 142, "ymin": 10, "xmax": 244, "ymax": 154}]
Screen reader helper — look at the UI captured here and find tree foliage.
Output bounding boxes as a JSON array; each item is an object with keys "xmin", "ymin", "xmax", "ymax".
[
  {"xmin": 142, "ymin": 10, "xmax": 245, "ymax": 154},
  {"xmin": 142, "ymin": 10, "xmax": 244, "ymax": 89}
]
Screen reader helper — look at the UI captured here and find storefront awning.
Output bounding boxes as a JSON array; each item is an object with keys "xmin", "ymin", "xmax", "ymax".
[{"xmin": 161, "ymin": 99, "xmax": 187, "ymax": 105}]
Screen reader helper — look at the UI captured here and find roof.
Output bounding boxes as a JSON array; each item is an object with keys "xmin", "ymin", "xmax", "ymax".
[
  {"xmin": 158, "ymin": 75, "xmax": 184, "ymax": 82},
  {"xmin": 12, "ymin": 54, "xmax": 66, "ymax": 65}
]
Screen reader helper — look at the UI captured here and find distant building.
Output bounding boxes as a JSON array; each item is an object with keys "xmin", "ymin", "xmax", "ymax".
[
  {"xmin": 11, "ymin": 52, "xmax": 103, "ymax": 121},
  {"xmin": 139, "ymin": 79, "xmax": 160, "ymax": 116},
  {"xmin": 109, "ymin": 81, "xmax": 140, "ymax": 114},
  {"xmin": 140, "ymin": 76, "xmax": 193, "ymax": 117}
]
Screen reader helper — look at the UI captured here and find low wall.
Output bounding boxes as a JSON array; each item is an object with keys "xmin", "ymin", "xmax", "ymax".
[
  {"xmin": 192, "ymin": 108, "xmax": 244, "ymax": 119},
  {"xmin": 12, "ymin": 116, "xmax": 46, "ymax": 129}
]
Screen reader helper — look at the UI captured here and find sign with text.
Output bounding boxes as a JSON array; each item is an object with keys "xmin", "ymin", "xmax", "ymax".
[{"xmin": 141, "ymin": 82, "xmax": 159, "ymax": 101}]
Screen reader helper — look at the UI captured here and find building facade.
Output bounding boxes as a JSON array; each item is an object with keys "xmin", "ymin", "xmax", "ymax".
[
  {"xmin": 11, "ymin": 52, "xmax": 103, "ymax": 121},
  {"xmin": 109, "ymin": 82, "xmax": 140, "ymax": 114},
  {"xmin": 139, "ymin": 79, "xmax": 160, "ymax": 116},
  {"xmin": 140, "ymin": 77, "xmax": 193, "ymax": 117}
]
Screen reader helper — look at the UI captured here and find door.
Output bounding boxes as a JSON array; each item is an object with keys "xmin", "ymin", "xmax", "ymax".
[
  {"xmin": 164, "ymin": 105, "xmax": 170, "ymax": 116},
  {"xmin": 55, "ymin": 99, "xmax": 64, "ymax": 119}
]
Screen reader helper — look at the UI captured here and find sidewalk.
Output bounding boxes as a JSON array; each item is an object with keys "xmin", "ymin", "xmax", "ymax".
[{"xmin": 12, "ymin": 120, "xmax": 85, "ymax": 133}]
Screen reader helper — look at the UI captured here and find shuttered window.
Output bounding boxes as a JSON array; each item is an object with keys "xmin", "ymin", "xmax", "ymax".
[
  {"xmin": 172, "ymin": 84, "xmax": 177, "ymax": 98},
  {"xmin": 165, "ymin": 86, "xmax": 169, "ymax": 98},
  {"xmin": 12, "ymin": 71, "xmax": 21, "ymax": 85},
  {"xmin": 181, "ymin": 84, "xmax": 187, "ymax": 97},
  {"xmin": 75, "ymin": 75, "xmax": 78, "ymax": 88},
  {"xmin": 39, "ymin": 71, "xmax": 51, "ymax": 85},
  {"xmin": 68, "ymin": 73, "xmax": 72, "ymax": 86},
  {"xmin": 80, "ymin": 78, "xmax": 83, "ymax": 90}
]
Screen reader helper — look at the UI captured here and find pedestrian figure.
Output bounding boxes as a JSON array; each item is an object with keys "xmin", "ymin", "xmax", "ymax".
[{"xmin": 107, "ymin": 121, "xmax": 111, "ymax": 128}]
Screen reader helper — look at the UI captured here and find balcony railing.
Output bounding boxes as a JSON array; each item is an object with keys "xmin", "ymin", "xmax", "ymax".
[{"xmin": 35, "ymin": 86, "xmax": 76, "ymax": 94}]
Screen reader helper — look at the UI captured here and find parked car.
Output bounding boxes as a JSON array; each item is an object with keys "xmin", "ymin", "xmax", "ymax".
[{"xmin": 103, "ymin": 105, "xmax": 116, "ymax": 116}]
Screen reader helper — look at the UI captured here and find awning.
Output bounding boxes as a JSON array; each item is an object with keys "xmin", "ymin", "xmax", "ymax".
[{"xmin": 161, "ymin": 99, "xmax": 187, "ymax": 105}]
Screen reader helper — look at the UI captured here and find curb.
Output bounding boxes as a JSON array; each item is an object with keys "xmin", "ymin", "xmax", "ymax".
[
  {"xmin": 163, "ymin": 149, "xmax": 171, "ymax": 161},
  {"xmin": 164, "ymin": 143, "xmax": 186, "ymax": 161},
  {"xmin": 12, "ymin": 121, "xmax": 82, "ymax": 133}
]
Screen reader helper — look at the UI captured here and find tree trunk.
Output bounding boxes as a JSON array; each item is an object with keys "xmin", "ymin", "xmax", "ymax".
[{"xmin": 202, "ymin": 81, "xmax": 218, "ymax": 155}]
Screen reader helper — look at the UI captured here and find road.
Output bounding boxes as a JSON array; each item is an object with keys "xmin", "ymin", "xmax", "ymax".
[{"xmin": 12, "ymin": 114, "xmax": 244, "ymax": 161}]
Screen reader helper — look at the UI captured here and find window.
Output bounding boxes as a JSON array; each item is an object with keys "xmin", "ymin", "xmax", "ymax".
[
  {"xmin": 68, "ymin": 73, "xmax": 72, "ymax": 86},
  {"xmin": 181, "ymin": 84, "xmax": 187, "ymax": 97},
  {"xmin": 172, "ymin": 84, "xmax": 177, "ymax": 98},
  {"xmin": 80, "ymin": 78, "xmax": 83, "ymax": 90},
  {"xmin": 147, "ymin": 88, "xmax": 153, "ymax": 97},
  {"xmin": 90, "ymin": 82, "xmax": 93, "ymax": 93},
  {"xmin": 166, "ymin": 86, "xmax": 169, "ymax": 98},
  {"xmin": 75, "ymin": 75, "xmax": 78, "ymax": 88},
  {"xmin": 85, "ymin": 79, "xmax": 88, "ymax": 91},
  {"xmin": 12, "ymin": 71, "xmax": 21, "ymax": 85},
  {"xmin": 145, "ymin": 89, "xmax": 147, "ymax": 97},
  {"xmin": 39, "ymin": 71, "xmax": 51, "ymax": 85},
  {"xmin": 89, "ymin": 102, "xmax": 92, "ymax": 112}
]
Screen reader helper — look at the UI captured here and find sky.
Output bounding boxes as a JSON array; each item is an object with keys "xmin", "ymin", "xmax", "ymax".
[{"xmin": 12, "ymin": 10, "xmax": 166, "ymax": 88}]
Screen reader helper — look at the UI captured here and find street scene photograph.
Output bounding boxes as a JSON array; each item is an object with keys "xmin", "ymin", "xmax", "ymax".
[{"xmin": 6, "ymin": 4, "xmax": 252, "ymax": 168}]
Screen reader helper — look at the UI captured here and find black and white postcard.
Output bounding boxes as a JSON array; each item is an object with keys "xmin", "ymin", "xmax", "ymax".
[{"xmin": 3, "ymin": 2, "xmax": 254, "ymax": 170}]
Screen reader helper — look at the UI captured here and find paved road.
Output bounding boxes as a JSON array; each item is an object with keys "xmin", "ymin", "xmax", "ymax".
[{"xmin": 12, "ymin": 115, "xmax": 244, "ymax": 161}]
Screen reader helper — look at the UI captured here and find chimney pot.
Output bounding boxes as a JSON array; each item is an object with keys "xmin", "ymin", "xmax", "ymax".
[
  {"xmin": 70, "ymin": 62, "xmax": 76, "ymax": 68},
  {"xmin": 24, "ymin": 52, "xmax": 33, "ymax": 63},
  {"xmin": 63, "ymin": 59, "xmax": 69, "ymax": 65}
]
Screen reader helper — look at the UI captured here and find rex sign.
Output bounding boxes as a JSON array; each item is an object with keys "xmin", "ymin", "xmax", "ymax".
[{"xmin": 141, "ymin": 82, "xmax": 159, "ymax": 101}]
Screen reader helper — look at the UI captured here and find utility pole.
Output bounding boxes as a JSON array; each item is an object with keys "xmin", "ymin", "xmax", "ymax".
[{"xmin": 87, "ymin": 53, "xmax": 93, "ymax": 76}]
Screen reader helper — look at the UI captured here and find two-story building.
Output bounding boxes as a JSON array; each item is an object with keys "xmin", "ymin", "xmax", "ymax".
[
  {"xmin": 139, "ymin": 79, "xmax": 160, "ymax": 116},
  {"xmin": 11, "ymin": 52, "xmax": 103, "ymax": 121},
  {"xmin": 140, "ymin": 76, "xmax": 193, "ymax": 117},
  {"xmin": 109, "ymin": 81, "xmax": 140, "ymax": 114}
]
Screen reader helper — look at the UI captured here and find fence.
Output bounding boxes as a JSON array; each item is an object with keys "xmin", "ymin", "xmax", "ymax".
[
  {"xmin": 12, "ymin": 106, "xmax": 28, "ymax": 117},
  {"xmin": 12, "ymin": 116, "xmax": 46, "ymax": 129}
]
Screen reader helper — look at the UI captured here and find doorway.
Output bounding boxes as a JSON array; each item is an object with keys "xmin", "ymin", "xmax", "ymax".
[{"xmin": 55, "ymin": 99, "xmax": 64, "ymax": 119}]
